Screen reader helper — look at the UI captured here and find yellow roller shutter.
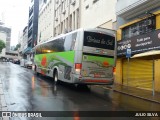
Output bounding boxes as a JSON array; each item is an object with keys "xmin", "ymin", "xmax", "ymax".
[{"xmin": 122, "ymin": 59, "xmax": 153, "ymax": 90}]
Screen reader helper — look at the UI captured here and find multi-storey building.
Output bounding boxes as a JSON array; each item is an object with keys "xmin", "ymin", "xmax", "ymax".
[
  {"xmin": 116, "ymin": 0, "xmax": 160, "ymax": 92},
  {"xmin": 54, "ymin": 0, "xmax": 81, "ymax": 36},
  {"xmin": 38, "ymin": 0, "xmax": 82, "ymax": 43},
  {"xmin": 28, "ymin": 0, "xmax": 39, "ymax": 49},
  {"xmin": 18, "ymin": 31, "xmax": 23, "ymax": 52},
  {"xmin": 38, "ymin": 0, "xmax": 116, "ymax": 43},
  {"xmin": 19, "ymin": 26, "xmax": 28, "ymax": 58},
  {"xmin": 0, "ymin": 21, "xmax": 11, "ymax": 57},
  {"xmin": 38, "ymin": 0, "xmax": 54, "ymax": 44}
]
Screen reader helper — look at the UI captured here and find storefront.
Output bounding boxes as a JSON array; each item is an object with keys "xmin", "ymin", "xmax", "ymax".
[{"xmin": 116, "ymin": 26, "xmax": 160, "ymax": 91}]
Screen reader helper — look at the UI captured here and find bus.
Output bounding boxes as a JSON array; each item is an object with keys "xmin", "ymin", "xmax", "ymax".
[{"xmin": 33, "ymin": 28, "xmax": 116, "ymax": 85}]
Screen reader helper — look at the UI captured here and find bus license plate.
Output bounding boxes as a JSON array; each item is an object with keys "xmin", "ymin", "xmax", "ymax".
[{"xmin": 94, "ymin": 73, "xmax": 101, "ymax": 78}]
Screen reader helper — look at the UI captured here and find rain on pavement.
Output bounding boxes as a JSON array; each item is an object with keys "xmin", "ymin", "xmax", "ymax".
[{"xmin": 0, "ymin": 62, "xmax": 160, "ymax": 120}]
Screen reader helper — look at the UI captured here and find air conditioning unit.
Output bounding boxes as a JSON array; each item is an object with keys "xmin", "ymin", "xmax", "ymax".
[{"xmin": 71, "ymin": 0, "xmax": 76, "ymax": 5}]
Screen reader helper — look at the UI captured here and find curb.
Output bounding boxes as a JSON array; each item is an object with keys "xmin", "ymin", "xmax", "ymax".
[
  {"xmin": 113, "ymin": 89, "xmax": 160, "ymax": 104},
  {"xmin": 100, "ymin": 85, "xmax": 160, "ymax": 104}
]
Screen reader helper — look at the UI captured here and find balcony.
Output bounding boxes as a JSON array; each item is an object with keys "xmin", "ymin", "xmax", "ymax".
[{"xmin": 116, "ymin": 0, "xmax": 160, "ymax": 19}]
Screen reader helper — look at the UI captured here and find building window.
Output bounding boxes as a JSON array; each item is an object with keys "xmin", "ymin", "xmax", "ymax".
[
  {"xmin": 85, "ymin": 5, "xmax": 89, "ymax": 9},
  {"xmin": 44, "ymin": 0, "xmax": 47, "ymax": 3},
  {"xmin": 93, "ymin": 0, "xmax": 99, "ymax": 4},
  {"xmin": 122, "ymin": 16, "xmax": 156, "ymax": 40}
]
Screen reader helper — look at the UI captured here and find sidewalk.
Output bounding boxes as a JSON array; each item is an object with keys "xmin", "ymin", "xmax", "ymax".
[
  {"xmin": 104, "ymin": 84, "xmax": 160, "ymax": 104},
  {"xmin": 0, "ymin": 75, "xmax": 8, "ymax": 111}
]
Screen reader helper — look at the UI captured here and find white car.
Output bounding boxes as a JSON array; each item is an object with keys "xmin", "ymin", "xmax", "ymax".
[
  {"xmin": 24, "ymin": 61, "xmax": 33, "ymax": 68},
  {"xmin": 20, "ymin": 59, "xmax": 27, "ymax": 67}
]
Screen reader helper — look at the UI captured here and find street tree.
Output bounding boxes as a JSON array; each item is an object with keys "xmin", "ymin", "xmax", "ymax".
[
  {"xmin": 14, "ymin": 43, "xmax": 21, "ymax": 51},
  {"xmin": 0, "ymin": 40, "xmax": 5, "ymax": 53}
]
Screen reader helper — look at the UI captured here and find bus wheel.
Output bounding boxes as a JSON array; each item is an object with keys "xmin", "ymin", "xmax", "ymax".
[{"xmin": 53, "ymin": 70, "xmax": 58, "ymax": 84}]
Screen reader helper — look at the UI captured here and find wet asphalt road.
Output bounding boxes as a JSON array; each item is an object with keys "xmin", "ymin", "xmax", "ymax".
[{"xmin": 0, "ymin": 62, "xmax": 160, "ymax": 120}]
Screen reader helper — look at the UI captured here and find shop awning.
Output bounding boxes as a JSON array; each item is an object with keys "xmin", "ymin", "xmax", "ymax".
[
  {"xmin": 22, "ymin": 47, "xmax": 32, "ymax": 54},
  {"xmin": 131, "ymin": 50, "xmax": 160, "ymax": 59}
]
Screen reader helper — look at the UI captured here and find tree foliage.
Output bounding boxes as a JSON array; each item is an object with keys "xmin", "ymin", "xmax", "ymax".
[
  {"xmin": 14, "ymin": 44, "xmax": 21, "ymax": 51},
  {"xmin": 0, "ymin": 40, "xmax": 5, "ymax": 53}
]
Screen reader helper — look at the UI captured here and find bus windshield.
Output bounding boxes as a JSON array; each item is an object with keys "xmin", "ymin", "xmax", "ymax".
[{"xmin": 83, "ymin": 31, "xmax": 115, "ymax": 50}]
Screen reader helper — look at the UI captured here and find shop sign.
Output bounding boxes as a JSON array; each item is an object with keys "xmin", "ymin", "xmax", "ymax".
[{"xmin": 117, "ymin": 29, "xmax": 160, "ymax": 56}]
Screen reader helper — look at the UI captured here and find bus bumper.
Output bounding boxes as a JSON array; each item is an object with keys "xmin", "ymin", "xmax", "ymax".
[{"xmin": 73, "ymin": 76, "xmax": 114, "ymax": 85}]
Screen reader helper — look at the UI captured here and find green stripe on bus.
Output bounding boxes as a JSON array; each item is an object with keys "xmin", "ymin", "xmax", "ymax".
[
  {"xmin": 83, "ymin": 55, "xmax": 114, "ymax": 65},
  {"xmin": 54, "ymin": 51, "xmax": 75, "ymax": 63}
]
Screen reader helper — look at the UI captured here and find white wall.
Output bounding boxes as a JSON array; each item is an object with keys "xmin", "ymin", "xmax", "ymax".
[{"xmin": 81, "ymin": 0, "xmax": 116, "ymax": 29}]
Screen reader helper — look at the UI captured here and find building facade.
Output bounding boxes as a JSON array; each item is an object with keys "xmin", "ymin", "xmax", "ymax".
[
  {"xmin": 37, "ymin": 0, "xmax": 117, "ymax": 43},
  {"xmin": 116, "ymin": 0, "xmax": 160, "ymax": 92},
  {"xmin": 0, "ymin": 21, "xmax": 11, "ymax": 57},
  {"xmin": 38, "ymin": 0, "xmax": 54, "ymax": 44},
  {"xmin": 54, "ymin": 0, "xmax": 81, "ymax": 36},
  {"xmin": 28, "ymin": 0, "xmax": 39, "ymax": 49},
  {"xmin": 19, "ymin": 26, "xmax": 28, "ymax": 59},
  {"xmin": 81, "ymin": 0, "xmax": 116, "ymax": 29},
  {"xmin": 18, "ymin": 31, "xmax": 23, "ymax": 53}
]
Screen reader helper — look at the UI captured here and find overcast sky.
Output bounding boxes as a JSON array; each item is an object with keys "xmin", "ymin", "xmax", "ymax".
[{"xmin": 0, "ymin": 0, "xmax": 30, "ymax": 46}]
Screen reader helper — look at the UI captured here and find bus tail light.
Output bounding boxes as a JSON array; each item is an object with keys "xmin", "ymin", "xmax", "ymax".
[
  {"xmin": 113, "ymin": 67, "xmax": 116, "ymax": 74},
  {"xmin": 75, "ymin": 63, "xmax": 82, "ymax": 72}
]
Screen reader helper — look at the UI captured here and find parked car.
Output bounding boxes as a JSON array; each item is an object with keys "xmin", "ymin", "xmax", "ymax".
[
  {"xmin": 13, "ymin": 59, "xmax": 20, "ymax": 64},
  {"xmin": 2, "ymin": 59, "xmax": 6, "ymax": 62},
  {"xmin": 24, "ymin": 61, "xmax": 33, "ymax": 68},
  {"xmin": 20, "ymin": 59, "xmax": 27, "ymax": 67},
  {"xmin": 9, "ymin": 58, "xmax": 13, "ymax": 62}
]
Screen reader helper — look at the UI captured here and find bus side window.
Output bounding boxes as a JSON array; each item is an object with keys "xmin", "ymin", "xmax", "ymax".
[
  {"xmin": 41, "ymin": 45, "xmax": 45, "ymax": 54},
  {"xmin": 49, "ymin": 38, "xmax": 65, "ymax": 52},
  {"xmin": 71, "ymin": 33, "xmax": 77, "ymax": 50},
  {"xmin": 36, "ymin": 46, "xmax": 42, "ymax": 54},
  {"xmin": 64, "ymin": 34, "xmax": 72, "ymax": 51},
  {"xmin": 64, "ymin": 32, "xmax": 77, "ymax": 51}
]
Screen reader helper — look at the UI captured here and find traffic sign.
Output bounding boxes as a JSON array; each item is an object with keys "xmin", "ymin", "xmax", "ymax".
[{"xmin": 126, "ymin": 48, "xmax": 131, "ymax": 58}]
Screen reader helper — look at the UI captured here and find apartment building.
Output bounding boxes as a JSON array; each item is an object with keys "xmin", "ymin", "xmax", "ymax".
[
  {"xmin": 54, "ymin": 0, "xmax": 80, "ymax": 36},
  {"xmin": 19, "ymin": 26, "xmax": 28, "ymax": 59},
  {"xmin": 38, "ymin": 0, "xmax": 81, "ymax": 43},
  {"xmin": 38, "ymin": 0, "xmax": 116, "ymax": 43},
  {"xmin": 116, "ymin": 0, "xmax": 160, "ymax": 92},
  {"xmin": 38, "ymin": 0, "xmax": 54, "ymax": 44},
  {"xmin": 28, "ymin": 0, "xmax": 39, "ymax": 48}
]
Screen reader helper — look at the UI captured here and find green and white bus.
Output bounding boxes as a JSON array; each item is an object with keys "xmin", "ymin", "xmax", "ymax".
[{"xmin": 33, "ymin": 28, "xmax": 116, "ymax": 85}]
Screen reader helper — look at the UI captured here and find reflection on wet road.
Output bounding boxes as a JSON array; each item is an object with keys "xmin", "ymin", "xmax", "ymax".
[{"xmin": 0, "ymin": 63, "xmax": 160, "ymax": 120}]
